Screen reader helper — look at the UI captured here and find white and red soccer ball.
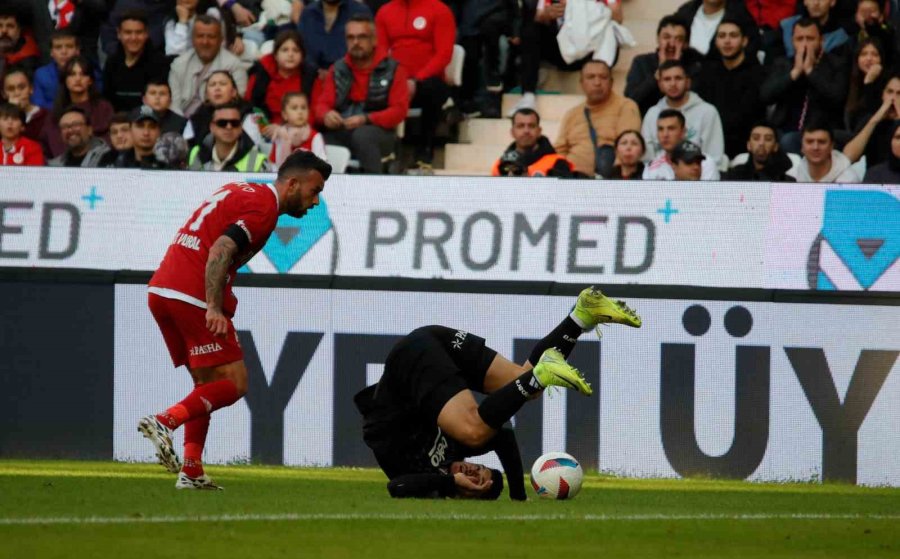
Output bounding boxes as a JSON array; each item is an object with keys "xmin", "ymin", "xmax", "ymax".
[{"xmin": 530, "ymin": 452, "xmax": 584, "ymax": 500}]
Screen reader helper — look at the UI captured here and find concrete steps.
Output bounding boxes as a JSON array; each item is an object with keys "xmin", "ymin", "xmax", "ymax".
[
  {"xmin": 459, "ymin": 118, "xmax": 562, "ymax": 146},
  {"xmin": 444, "ymin": 143, "xmax": 509, "ymax": 173}
]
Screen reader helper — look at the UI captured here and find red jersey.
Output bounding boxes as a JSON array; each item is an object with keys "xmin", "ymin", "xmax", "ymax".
[{"xmin": 149, "ymin": 182, "xmax": 280, "ymax": 316}]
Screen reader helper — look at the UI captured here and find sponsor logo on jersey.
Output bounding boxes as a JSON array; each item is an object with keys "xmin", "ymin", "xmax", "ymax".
[
  {"xmin": 451, "ymin": 330, "xmax": 468, "ymax": 350},
  {"xmin": 189, "ymin": 342, "xmax": 223, "ymax": 356},
  {"xmin": 806, "ymin": 190, "xmax": 899, "ymax": 291},
  {"xmin": 429, "ymin": 428, "xmax": 449, "ymax": 467},
  {"xmin": 173, "ymin": 232, "xmax": 201, "ymax": 251}
]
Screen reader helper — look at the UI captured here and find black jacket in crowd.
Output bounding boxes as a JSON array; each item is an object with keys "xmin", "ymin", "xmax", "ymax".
[
  {"xmin": 102, "ymin": 45, "xmax": 170, "ymax": 112},
  {"xmin": 725, "ymin": 149, "xmax": 796, "ymax": 182},
  {"xmin": 674, "ymin": 0, "xmax": 760, "ymax": 56}
]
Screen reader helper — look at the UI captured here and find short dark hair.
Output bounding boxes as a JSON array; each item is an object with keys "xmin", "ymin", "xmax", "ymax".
[
  {"xmin": 273, "ymin": 29, "xmax": 305, "ymax": 60},
  {"xmin": 2, "ymin": 64, "xmax": 31, "ymax": 85},
  {"xmin": 657, "ymin": 15, "xmax": 691, "ymax": 43},
  {"xmin": 581, "ymin": 59, "xmax": 612, "ymax": 76},
  {"xmin": 347, "ymin": 13, "xmax": 375, "ymax": 26},
  {"xmin": 111, "ymin": 111, "xmax": 131, "ymax": 126},
  {"xmin": 802, "ymin": 120, "xmax": 833, "ymax": 141},
  {"xmin": 144, "ymin": 78, "xmax": 170, "ymax": 94},
  {"xmin": 278, "ymin": 149, "xmax": 333, "ymax": 182},
  {"xmin": 658, "ymin": 108, "xmax": 686, "ymax": 128},
  {"xmin": 281, "ymin": 91, "xmax": 308, "ymax": 110},
  {"xmin": 59, "ymin": 105, "xmax": 90, "ymax": 125},
  {"xmin": 748, "ymin": 121, "xmax": 777, "ymax": 138},
  {"xmin": 482, "ymin": 469, "xmax": 504, "ymax": 500},
  {"xmin": 511, "ymin": 107, "xmax": 540, "ymax": 126},
  {"xmin": 118, "ymin": 9, "xmax": 148, "ymax": 28},
  {"xmin": 211, "ymin": 100, "xmax": 243, "ymax": 117},
  {"xmin": 658, "ymin": 59, "xmax": 687, "ymax": 76},
  {"xmin": 0, "ymin": 11, "xmax": 21, "ymax": 25},
  {"xmin": 50, "ymin": 28, "xmax": 79, "ymax": 46},
  {"xmin": 716, "ymin": 17, "xmax": 746, "ymax": 36},
  {"xmin": 0, "ymin": 102, "xmax": 25, "ymax": 125},
  {"xmin": 793, "ymin": 17, "xmax": 823, "ymax": 35}
]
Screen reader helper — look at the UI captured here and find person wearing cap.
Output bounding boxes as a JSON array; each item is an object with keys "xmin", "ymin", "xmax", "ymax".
[
  {"xmin": 115, "ymin": 104, "xmax": 166, "ymax": 168},
  {"xmin": 643, "ymin": 108, "xmax": 720, "ymax": 180},
  {"xmin": 670, "ymin": 140, "xmax": 706, "ymax": 180}
]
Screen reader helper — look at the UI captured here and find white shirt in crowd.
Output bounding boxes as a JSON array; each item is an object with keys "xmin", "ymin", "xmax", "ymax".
[{"xmin": 690, "ymin": 6, "xmax": 725, "ymax": 55}]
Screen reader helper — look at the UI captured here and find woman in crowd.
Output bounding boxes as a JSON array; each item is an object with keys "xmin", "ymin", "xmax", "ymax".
[
  {"xmin": 845, "ymin": 38, "xmax": 890, "ymax": 133},
  {"xmin": 608, "ymin": 130, "xmax": 646, "ymax": 180},
  {"xmin": 184, "ymin": 69, "xmax": 261, "ymax": 147},
  {"xmin": 45, "ymin": 56, "xmax": 114, "ymax": 157},
  {"xmin": 2, "ymin": 66, "xmax": 49, "ymax": 148}
]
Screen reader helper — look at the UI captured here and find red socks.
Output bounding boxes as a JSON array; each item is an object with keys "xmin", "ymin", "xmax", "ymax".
[
  {"xmin": 182, "ymin": 414, "xmax": 211, "ymax": 478},
  {"xmin": 156, "ymin": 379, "xmax": 241, "ymax": 430}
]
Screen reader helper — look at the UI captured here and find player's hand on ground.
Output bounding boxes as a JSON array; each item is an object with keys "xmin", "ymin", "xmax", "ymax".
[
  {"xmin": 206, "ymin": 308, "xmax": 229, "ymax": 337},
  {"xmin": 453, "ymin": 472, "xmax": 491, "ymax": 495}
]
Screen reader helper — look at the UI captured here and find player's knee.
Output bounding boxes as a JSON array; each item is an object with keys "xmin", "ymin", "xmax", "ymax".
[{"xmin": 458, "ymin": 416, "xmax": 493, "ymax": 448}]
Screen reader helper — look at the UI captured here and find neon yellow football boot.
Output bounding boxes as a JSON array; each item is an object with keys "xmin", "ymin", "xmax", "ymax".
[
  {"xmin": 572, "ymin": 286, "xmax": 642, "ymax": 329},
  {"xmin": 532, "ymin": 348, "xmax": 593, "ymax": 396}
]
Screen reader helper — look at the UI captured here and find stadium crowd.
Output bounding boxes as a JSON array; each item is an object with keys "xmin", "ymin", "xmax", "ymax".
[{"xmin": 1, "ymin": 0, "xmax": 899, "ymax": 182}]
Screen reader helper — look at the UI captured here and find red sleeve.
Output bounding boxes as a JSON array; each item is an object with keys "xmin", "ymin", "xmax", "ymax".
[
  {"xmin": 313, "ymin": 70, "xmax": 336, "ymax": 127},
  {"xmin": 245, "ymin": 73, "xmax": 257, "ymax": 102},
  {"xmin": 25, "ymin": 140, "xmax": 45, "ymax": 166},
  {"xmin": 367, "ymin": 64, "xmax": 409, "ymax": 129},
  {"xmin": 415, "ymin": 5, "xmax": 456, "ymax": 81},
  {"xmin": 375, "ymin": 8, "xmax": 390, "ymax": 62}
]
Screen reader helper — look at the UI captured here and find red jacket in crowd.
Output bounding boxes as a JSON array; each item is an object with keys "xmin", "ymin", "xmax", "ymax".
[
  {"xmin": 245, "ymin": 54, "xmax": 304, "ymax": 125},
  {"xmin": 744, "ymin": 0, "xmax": 797, "ymax": 29},
  {"xmin": 2, "ymin": 32, "xmax": 40, "ymax": 67},
  {"xmin": 375, "ymin": 0, "xmax": 456, "ymax": 82},
  {"xmin": 313, "ymin": 53, "xmax": 410, "ymax": 129},
  {"xmin": 1, "ymin": 137, "xmax": 45, "ymax": 166}
]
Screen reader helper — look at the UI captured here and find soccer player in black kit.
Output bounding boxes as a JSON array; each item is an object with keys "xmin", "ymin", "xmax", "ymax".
[{"xmin": 355, "ymin": 287, "xmax": 642, "ymax": 499}]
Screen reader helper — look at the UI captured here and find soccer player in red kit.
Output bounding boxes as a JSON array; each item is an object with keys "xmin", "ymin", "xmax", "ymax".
[{"xmin": 139, "ymin": 150, "xmax": 332, "ymax": 490}]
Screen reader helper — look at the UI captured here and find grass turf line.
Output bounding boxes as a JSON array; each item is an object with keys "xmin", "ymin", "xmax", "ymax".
[{"xmin": 0, "ymin": 460, "xmax": 898, "ymax": 558}]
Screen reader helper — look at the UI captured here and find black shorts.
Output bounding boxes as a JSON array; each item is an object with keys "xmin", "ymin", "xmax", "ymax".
[{"xmin": 377, "ymin": 325, "xmax": 498, "ymax": 425}]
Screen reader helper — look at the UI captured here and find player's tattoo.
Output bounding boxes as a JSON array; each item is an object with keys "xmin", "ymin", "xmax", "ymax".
[{"xmin": 205, "ymin": 235, "xmax": 239, "ymax": 310}]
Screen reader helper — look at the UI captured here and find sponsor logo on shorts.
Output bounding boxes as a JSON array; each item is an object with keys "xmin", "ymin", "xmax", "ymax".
[
  {"xmin": 173, "ymin": 232, "xmax": 201, "ymax": 251},
  {"xmin": 189, "ymin": 342, "xmax": 223, "ymax": 356},
  {"xmin": 451, "ymin": 330, "xmax": 468, "ymax": 350},
  {"xmin": 200, "ymin": 397, "xmax": 213, "ymax": 413}
]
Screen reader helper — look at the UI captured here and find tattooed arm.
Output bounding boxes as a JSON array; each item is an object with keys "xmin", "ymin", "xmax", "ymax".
[{"xmin": 205, "ymin": 235, "xmax": 240, "ymax": 336}]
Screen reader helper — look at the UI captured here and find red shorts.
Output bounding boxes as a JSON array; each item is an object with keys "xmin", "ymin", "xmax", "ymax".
[{"xmin": 148, "ymin": 292, "xmax": 243, "ymax": 370}]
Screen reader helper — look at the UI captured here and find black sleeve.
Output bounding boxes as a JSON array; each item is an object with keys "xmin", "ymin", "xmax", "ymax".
[
  {"xmin": 223, "ymin": 223, "xmax": 251, "ymax": 252},
  {"xmin": 487, "ymin": 427, "xmax": 527, "ymax": 501},
  {"xmin": 387, "ymin": 473, "xmax": 456, "ymax": 498}
]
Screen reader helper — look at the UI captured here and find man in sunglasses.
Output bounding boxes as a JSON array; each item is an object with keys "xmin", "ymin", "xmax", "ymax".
[
  {"xmin": 142, "ymin": 150, "xmax": 332, "ymax": 489},
  {"xmin": 187, "ymin": 101, "xmax": 270, "ymax": 172},
  {"xmin": 490, "ymin": 108, "xmax": 574, "ymax": 177}
]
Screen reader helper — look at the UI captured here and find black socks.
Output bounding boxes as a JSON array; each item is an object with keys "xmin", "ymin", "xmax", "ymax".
[
  {"xmin": 527, "ymin": 316, "xmax": 583, "ymax": 366},
  {"xmin": 477, "ymin": 369, "xmax": 543, "ymax": 429}
]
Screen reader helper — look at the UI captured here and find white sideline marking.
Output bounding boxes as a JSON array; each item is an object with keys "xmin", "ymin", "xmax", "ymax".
[{"xmin": 1, "ymin": 513, "xmax": 899, "ymax": 526}]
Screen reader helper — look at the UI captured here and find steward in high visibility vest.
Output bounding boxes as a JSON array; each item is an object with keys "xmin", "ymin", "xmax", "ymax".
[
  {"xmin": 491, "ymin": 136, "xmax": 575, "ymax": 177},
  {"xmin": 188, "ymin": 102, "xmax": 271, "ymax": 172}
]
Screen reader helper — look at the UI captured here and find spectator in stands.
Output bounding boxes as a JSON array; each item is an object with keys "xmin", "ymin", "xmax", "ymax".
[
  {"xmin": 491, "ymin": 107, "xmax": 574, "ymax": 177},
  {"xmin": 115, "ymin": 104, "xmax": 167, "ymax": 168},
  {"xmin": 608, "ymin": 130, "xmax": 646, "ymax": 179},
  {"xmin": 674, "ymin": 0, "xmax": 757, "ymax": 56},
  {"xmin": 670, "ymin": 140, "xmax": 706, "ymax": 180},
  {"xmin": 188, "ymin": 100, "xmax": 271, "ymax": 171},
  {"xmin": 246, "ymin": 30, "xmax": 310, "ymax": 127},
  {"xmin": 760, "ymin": 18, "xmax": 849, "ymax": 154},
  {"xmin": 851, "ymin": 0, "xmax": 898, "ymax": 67},
  {"xmin": 299, "ymin": 0, "xmax": 372, "ymax": 80},
  {"xmin": 31, "ymin": 29, "xmax": 80, "ymax": 110},
  {"xmin": 554, "ymin": 60, "xmax": 641, "ymax": 177},
  {"xmin": 863, "ymin": 120, "xmax": 900, "ymax": 181},
  {"xmin": 315, "ymin": 13, "xmax": 409, "ymax": 174},
  {"xmin": 694, "ymin": 18, "xmax": 766, "ymax": 159},
  {"xmin": 0, "ymin": 10, "xmax": 39, "ymax": 75},
  {"xmin": 780, "ymin": 0, "xmax": 852, "ymax": 57},
  {"xmin": 0, "ymin": 102, "xmax": 44, "ymax": 166},
  {"xmin": 185, "ymin": 69, "xmax": 262, "ymax": 146},
  {"xmin": 109, "ymin": 111, "xmax": 134, "ymax": 154},
  {"xmin": 643, "ymin": 108, "xmax": 720, "ymax": 179},
  {"xmin": 143, "ymin": 79, "xmax": 188, "ymax": 135},
  {"xmin": 269, "ymin": 91, "xmax": 327, "ymax": 167},
  {"xmin": 164, "ymin": 0, "xmax": 201, "ymax": 58},
  {"xmin": 845, "ymin": 38, "xmax": 888, "ymax": 133},
  {"xmin": 452, "ymin": 0, "xmax": 520, "ymax": 116},
  {"xmin": 843, "ymin": 73, "xmax": 900, "ymax": 166},
  {"xmin": 46, "ymin": 56, "xmax": 115, "ymax": 158},
  {"xmin": 102, "ymin": 0, "xmax": 186, "ymax": 60},
  {"xmin": 2, "ymin": 66, "xmax": 49, "ymax": 145},
  {"xmin": 103, "ymin": 10, "xmax": 170, "ymax": 112},
  {"xmin": 375, "ymin": 0, "xmax": 455, "ymax": 168},
  {"xmin": 48, "ymin": 106, "xmax": 116, "ymax": 167},
  {"xmin": 796, "ymin": 121, "xmax": 860, "ymax": 181},
  {"xmin": 43, "ymin": 0, "xmax": 106, "ymax": 65},
  {"xmin": 641, "ymin": 60, "xmax": 726, "ymax": 169},
  {"xmin": 510, "ymin": 0, "xmax": 623, "ymax": 116},
  {"xmin": 625, "ymin": 15, "xmax": 704, "ymax": 116},
  {"xmin": 169, "ymin": 14, "xmax": 248, "ymax": 119},
  {"xmin": 724, "ymin": 121, "xmax": 797, "ymax": 180}
]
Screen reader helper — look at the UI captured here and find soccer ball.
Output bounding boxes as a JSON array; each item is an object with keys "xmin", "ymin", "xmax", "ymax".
[{"xmin": 530, "ymin": 452, "xmax": 583, "ymax": 500}]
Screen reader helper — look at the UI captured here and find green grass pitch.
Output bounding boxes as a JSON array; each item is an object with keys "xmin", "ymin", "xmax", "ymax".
[{"xmin": 1, "ymin": 460, "xmax": 898, "ymax": 558}]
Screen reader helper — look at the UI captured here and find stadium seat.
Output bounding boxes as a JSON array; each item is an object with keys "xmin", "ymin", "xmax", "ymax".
[{"xmin": 325, "ymin": 145, "xmax": 352, "ymax": 174}]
